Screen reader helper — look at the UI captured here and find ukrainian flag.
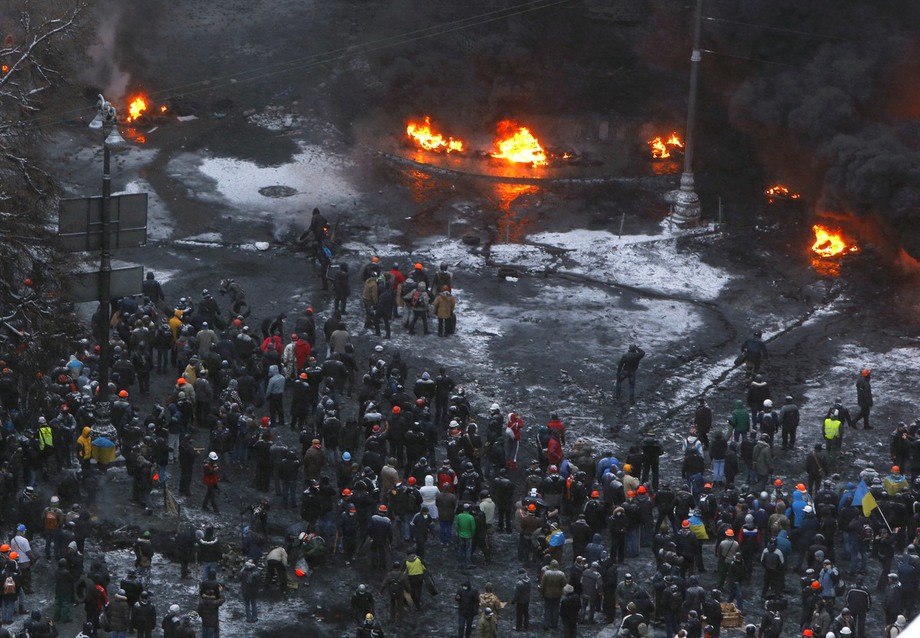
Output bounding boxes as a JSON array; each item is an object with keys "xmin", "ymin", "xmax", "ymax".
[{"xmin": 851, "ymin": 479, "xmax": 879, "ymax": 517}]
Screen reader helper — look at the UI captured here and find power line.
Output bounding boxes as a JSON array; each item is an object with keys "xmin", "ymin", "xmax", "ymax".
[
  {"xmin": 704, "ymin": 16, "xmax": 851, "ymax": 42},
  {"xmin": 700, "ymin": 48, "xmax": 827, "ymax": 71}
]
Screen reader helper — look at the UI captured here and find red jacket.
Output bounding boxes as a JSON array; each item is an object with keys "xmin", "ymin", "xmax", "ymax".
[
  {"xmin": 261, "ymin": 335, "xmax": 282, "ymax": 354},
  {"xmin": 203, "ymin": 462, "xmax": 220, "ymax": 487},
  {"xmin": 547, "ymin": 419, "xmax": 566, "ymax": 445},
  {"xmin": 294, "ymin": 340, "xmax": 311, "ymax": 370}
]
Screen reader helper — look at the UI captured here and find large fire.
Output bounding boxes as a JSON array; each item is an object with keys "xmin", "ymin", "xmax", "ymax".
[
  {"xmin": 765, "ymin": 184, "xmax": 801, "ymax": 204},
  {"xmin": 406, "ymin": 116, "xmax": 463, "ymax": 153},
  {"xmin": 126, "ymin": 95, "xmax": 148, "ymax": 122},
  {"xmin": 648, "ymin": 132, "xmax": 684, "ymax": 159},
  {"xmin": 491, "ymin": 120, "xmax": 547, "ymax": 167},
  {"xmin": 812, "ymin": 224, "xmax": 859, "ymax": 258}
]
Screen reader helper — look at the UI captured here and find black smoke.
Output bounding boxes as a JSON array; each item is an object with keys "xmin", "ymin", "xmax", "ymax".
[{"xmin": 697, "ymin": 1, "xmax": 920, "ymax": 236}]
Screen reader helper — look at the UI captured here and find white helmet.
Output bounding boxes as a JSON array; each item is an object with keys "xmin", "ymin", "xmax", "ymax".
[
  {"xmin": 763, "ymin": 399, "xmax": 773, "ymax": 408},
  {"xmin": 490, "ymin": 403, "xmax": 500, "ymax": 412},
  {"xmin": 208, "ymin": 452, "xmax": 218, "ymax": 461}
]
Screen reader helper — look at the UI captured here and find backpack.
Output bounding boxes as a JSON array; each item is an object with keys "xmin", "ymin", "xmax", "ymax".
[
  {"xmin": 411, "ymin": 290, "xmax": 421, "ymax": 306},
  {"xmin": 43, "ymin": 509, "xmax": 59, "ymax": 530},
  {"xmin": 4, "ymin": 576, "xmax": 16, "ymax": 594},
  {"xmin": 156, "ymin": 323, "xmax": 172, "ymax": 345}
]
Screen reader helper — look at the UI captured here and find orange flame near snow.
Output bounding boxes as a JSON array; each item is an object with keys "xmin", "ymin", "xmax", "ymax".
[
  {"xmin": 491, "ymin": 120, "xmax": 547, "ymax": 167},
  {"xmin": 126, "ymin": 95, "xmax": 148, "ymax": 122},
  {"xmin": 406, "ymin": 116, "xmax": 463, "ymax": 153},
  {"xmin": 1, "ymin": 65, "xmax": 8, "ymax": 73},
  {"xmin": 812, "ymin": 225, "xmax": 858, "ymax": 258},
  {"xmin": 648, "ymin": 132, "xmax": 683, "ymax": 159}
]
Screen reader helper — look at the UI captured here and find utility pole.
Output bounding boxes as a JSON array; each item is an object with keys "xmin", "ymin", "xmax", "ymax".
[
  {"xmin": 88, "ymin": 95, "xmax": 126, "ymax": 393},
  {"xmin": 672, "ymin": 0, "xmax": 704, "ymax": 225}
]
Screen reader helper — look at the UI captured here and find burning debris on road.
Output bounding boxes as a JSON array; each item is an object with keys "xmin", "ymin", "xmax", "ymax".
[
  {"xmin": 648, "ymin": 132, "xmax": 683, "ymax": 160},
  {"xmin": 765, "ymin": 184, "xmax": 801, "ymax": 204}
]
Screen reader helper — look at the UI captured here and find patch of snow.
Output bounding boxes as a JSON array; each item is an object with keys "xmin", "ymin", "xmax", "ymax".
[
  {"xmin": 186, "ymin": 144, "xmax": 358, "ymax": 230},
  {"xmin": 247, "ymin": 105, "xmax": 305, "ymax": 131},
  {"xmin": 184, "ymin": 232, "xmax": 223, "ymax": 243},
  {"xmin": 115, "ymin": 178, "xmax": 176, "ymax": 241},
  {"xmin": 529, "ymin": 229, "xmax": 730, "ymax": 300}
]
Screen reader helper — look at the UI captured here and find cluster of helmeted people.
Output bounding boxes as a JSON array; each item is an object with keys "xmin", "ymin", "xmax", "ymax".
[{"xmin": 2, "ymin": 272, "xmax": 920, "ymax": 638}]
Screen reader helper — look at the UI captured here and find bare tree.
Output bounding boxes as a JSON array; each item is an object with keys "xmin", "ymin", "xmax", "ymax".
[{"xmin": 0, "ymin": 1, "xmax": 88, "ymax": 373}]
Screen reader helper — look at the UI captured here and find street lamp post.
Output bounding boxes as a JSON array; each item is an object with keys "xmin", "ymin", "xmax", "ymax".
[
  {"xmin": 88, "ymin": 95, "xmax": 126, "ymax": 394},
  {"xmin": 672, "ymin": 0, "xmax": 704, "ymax": 225}
]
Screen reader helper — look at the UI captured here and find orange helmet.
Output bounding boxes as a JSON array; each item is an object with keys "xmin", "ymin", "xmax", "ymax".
[
  {"xmin": 0, "ymin": 544, "xmax": 9, "ymax": 553},
  {"xmin": 8, "ymin": 552, "xmax": 18, "ymax": 560},
  {"xmin": 414, "ymin": 263, "xmax": 423, "ymax": 270}
]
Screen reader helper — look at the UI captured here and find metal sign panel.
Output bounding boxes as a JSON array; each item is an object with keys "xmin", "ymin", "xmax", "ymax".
[
  {"xmin": 57, "ymin": 193, "xmax": 148, "ymax": 252},
  {"xmin": 68, "ymin": 266, "xmax": 144, "ymax": 303}
]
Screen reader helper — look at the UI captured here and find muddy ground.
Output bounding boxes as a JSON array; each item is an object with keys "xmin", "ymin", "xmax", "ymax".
[{"xmin": 23, "ymin": 0, "xmax": 920, "ymax": 636}]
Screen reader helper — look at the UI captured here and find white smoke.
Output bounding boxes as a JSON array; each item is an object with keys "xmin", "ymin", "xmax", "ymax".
[{"xmin": 82, "ymin": 4, "xmax": 131, "ymax": 101}]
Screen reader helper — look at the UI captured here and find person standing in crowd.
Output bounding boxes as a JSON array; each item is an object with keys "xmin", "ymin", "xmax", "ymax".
[{"xmin": 202, "ymin": 452, "xmax": 221, "ymax": 513}]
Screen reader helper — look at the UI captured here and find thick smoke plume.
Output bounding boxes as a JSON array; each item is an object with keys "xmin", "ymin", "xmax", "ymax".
[{"xmin": 704, "ymin": 2, "xmax": 920, "ymax": 234}]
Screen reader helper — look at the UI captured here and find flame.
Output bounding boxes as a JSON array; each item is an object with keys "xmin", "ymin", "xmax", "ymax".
[
  {"xmin": 126, "ymin": 95, "xmax": 148, "ymax": 122},
  {"xmin": 406, "ymin": 116, "xmax": 463, "ymax": 153},
  {"xmin": 491, "ymin": 120, "xmax": 547, "ymax": 167},
  {"xmin": 649, "ymin": 132, "xmax": 684, "ymax": 159},
  {"xmin": 812, "ymin": 224, "xmax": 858, "ymax": 258},
  {"xmin": 765, "ymin": 184, "xmax": 801, "ymax": 204},
  {"xmin": 1, "ymin": 65, "xmax": 8, "ymax": 73},
  {"xmin": 649, "ymin": 137, "xmax": 669, "ymax": 159},
  {"xmin": 159, "ymin": 105, "xmax": 168, "ymax": 113},
  {"xmin": 646, "ymin": 131, "xmax": 684, "ymax": 159}
]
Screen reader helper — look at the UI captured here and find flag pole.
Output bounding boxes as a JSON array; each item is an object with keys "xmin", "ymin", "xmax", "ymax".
[{"xmin": 874, "ymin": 505, "xmax": 893, "ymax": 534}]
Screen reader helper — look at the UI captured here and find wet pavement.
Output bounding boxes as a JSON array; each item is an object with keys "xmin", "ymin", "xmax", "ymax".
[{"xmin": 29, "ymin": 0, "xmax": 920, "ymax": 635}]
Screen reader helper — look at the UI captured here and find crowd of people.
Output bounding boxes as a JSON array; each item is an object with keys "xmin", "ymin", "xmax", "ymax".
[{"xmin": 0, "ymin": 260, "xmax": 918, "ymax": 638}]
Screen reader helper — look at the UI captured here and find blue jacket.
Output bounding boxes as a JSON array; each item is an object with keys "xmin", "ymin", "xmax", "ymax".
[
  {"xmin": 775, "ymin": 529, "xmax": 792, "ymax": 558},
  {"xmin": 266, "ymin": 365, "xmax": 285, "ymax": 396},
  {"xmin": 788, "ymin": 492, "xmax": 807, "ymax": 528}
]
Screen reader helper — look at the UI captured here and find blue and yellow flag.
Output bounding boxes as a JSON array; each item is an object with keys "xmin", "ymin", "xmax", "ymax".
[{"xmin": 851, "ymin": 480, "xmax": 879, "ymax": 517}]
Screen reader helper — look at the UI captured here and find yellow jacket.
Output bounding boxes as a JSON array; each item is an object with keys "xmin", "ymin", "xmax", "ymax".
[
  {"xmin": 77, "ymin": 427, "xmax": 93, "ymax": 460},
  {"xmin": 404, "ymin": 556, "xmax": 426, "ymax": 576}
]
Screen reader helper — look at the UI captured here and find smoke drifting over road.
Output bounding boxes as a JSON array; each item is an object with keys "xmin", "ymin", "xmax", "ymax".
[{"xmin": 701, "ymin": 1, "xmax": 920, "ymax": 230}]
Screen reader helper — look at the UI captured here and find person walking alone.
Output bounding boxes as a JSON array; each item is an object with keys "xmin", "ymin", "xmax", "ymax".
[{"xmin": 616, "ymin": 345, "xmax": 645, "ymax": 404}]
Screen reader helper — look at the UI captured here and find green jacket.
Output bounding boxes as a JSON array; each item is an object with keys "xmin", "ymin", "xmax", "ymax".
[
  {"xmin": 454, "ymin": 511, "xmax": 476, "ymax": 539},
  {"xmin": 729, "ymin": 400, "xmax": 750, "ymax": 433}
]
